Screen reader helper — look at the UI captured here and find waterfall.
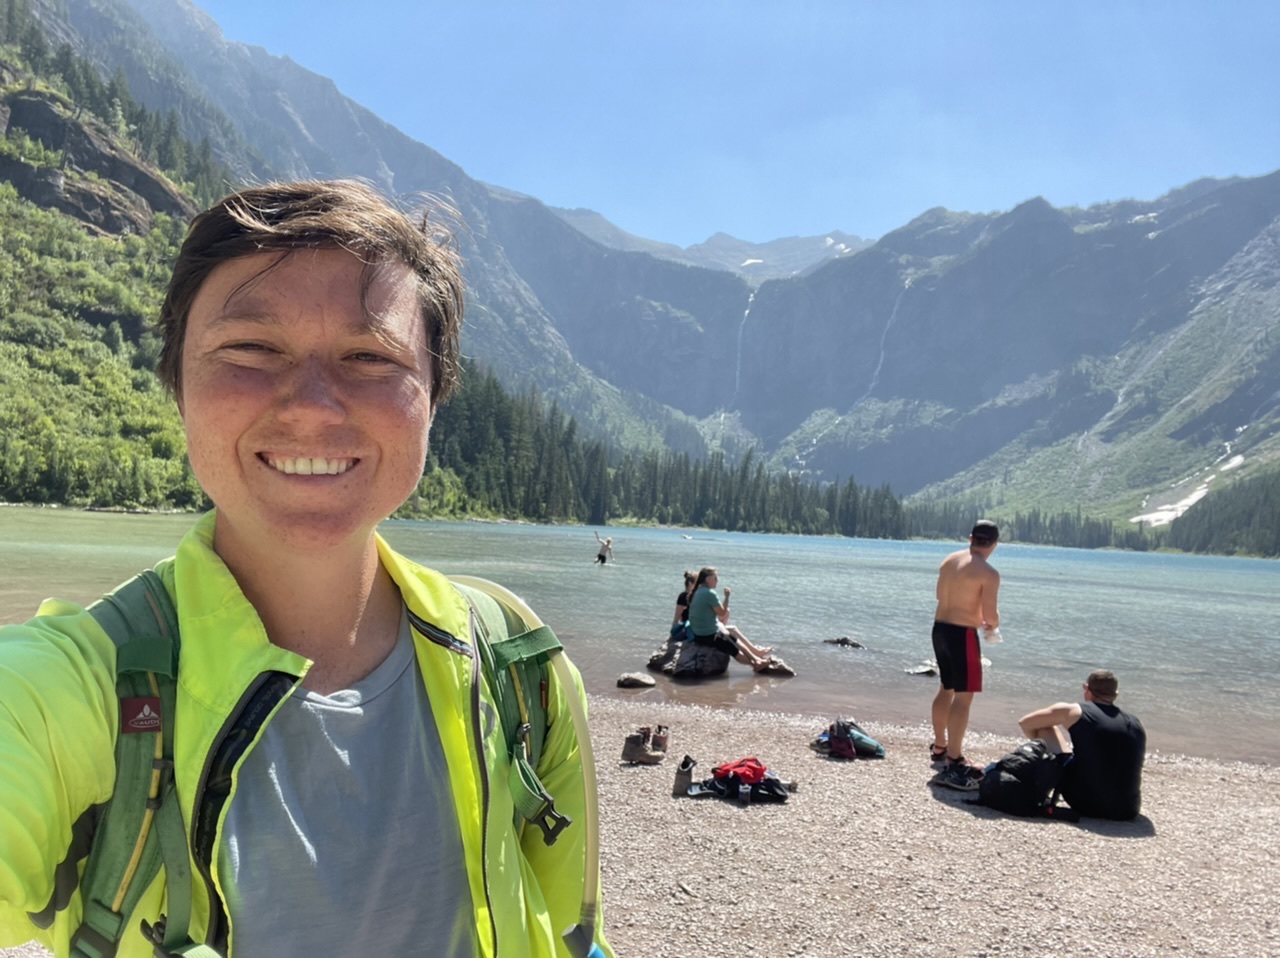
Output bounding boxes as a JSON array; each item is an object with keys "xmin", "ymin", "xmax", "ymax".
[
  {"xmin": 854, "ymin": 280, "xmax": 909, "ymax": 406},
  {"xmin": 730, "ymin": 289, "xmax": 756, "ymax": 406}
]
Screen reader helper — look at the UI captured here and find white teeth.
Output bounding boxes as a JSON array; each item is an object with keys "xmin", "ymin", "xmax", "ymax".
[{"xmin": 267, "ymin": 457, "xmax": 353, "ymax": 476}]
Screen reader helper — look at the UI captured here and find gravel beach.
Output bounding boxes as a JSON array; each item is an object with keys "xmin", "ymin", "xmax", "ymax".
[
  {"xmin": 5, "ymin": 695, "xmax": 1277, "ymax": 958},
  {"xmin": 592, "ymin": 696, "xmax": 1279, "ymax": 958}
]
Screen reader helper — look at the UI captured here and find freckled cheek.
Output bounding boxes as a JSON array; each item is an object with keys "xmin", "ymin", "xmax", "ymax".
[
  {"xmin": 380, "ymin": 379, "xmax": 434, "ymax": 429},
  {"xmin": 382, "ymin": 384, "xmax": 433, "ymax": 471},
  {"xmin": 180, "ymin": 375, "xmax": 271, "ymax": 466}
]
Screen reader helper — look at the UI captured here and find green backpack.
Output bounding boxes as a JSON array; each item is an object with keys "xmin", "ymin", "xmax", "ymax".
[{"xmin": 29, "ymin": 570, "xmax": 567, "ymax": 958}]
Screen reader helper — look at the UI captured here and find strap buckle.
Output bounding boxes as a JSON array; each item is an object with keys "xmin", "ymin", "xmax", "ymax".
[
  {"xmin": 530, "ymin": 801, "xmax": 572, "ymax": 845},
  {"xmin": 510, "ymin": 725, "xmax": 572, "ymax": 845},
  {"xmin": 141, "ymin": 917, "xmax": 175, "ymax": 957}
]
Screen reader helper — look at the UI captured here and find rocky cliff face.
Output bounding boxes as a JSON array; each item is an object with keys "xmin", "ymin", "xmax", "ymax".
[{"xmin": 0, "ymin": 87, "xmax": 195, "ymax": 233}]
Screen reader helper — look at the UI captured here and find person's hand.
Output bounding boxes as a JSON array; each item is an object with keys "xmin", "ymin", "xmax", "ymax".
[{"xmin": 723, "ymin": 586, "xmax": 731, "ymax": 599}]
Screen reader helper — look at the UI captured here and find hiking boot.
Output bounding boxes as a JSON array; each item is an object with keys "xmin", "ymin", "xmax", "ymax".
[
  {"xmin": 651, "ymin": 725, "xmax": 670, "ymax": 753},
  {"xmin": 672, "ymin": 755, "xmax": 697, "ymax": 796},
  {"xmin": 621, "ymin": 731, "xmax": 665, "ymax": 765},
  {"xmin": 947, "ymin": 755, "xmax": 985, "ymax": 780},
  {"xmin": 934, "ymin": 761, "xmax": 981, "ymax": 791}
]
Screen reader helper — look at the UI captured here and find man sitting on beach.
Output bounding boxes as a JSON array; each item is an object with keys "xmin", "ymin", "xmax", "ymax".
[
  {"xmin": 930, "ymin": 520, "xmax": 1002, "ymax": 789},
  {"xmin": 1019, "ymin": 669, "xmax": 1146, "ymax": 820}
]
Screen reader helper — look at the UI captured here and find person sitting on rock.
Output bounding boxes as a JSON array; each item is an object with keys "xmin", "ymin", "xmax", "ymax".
[
  {"xmin": 670, "ymin": 570, "xmax": 696, "ymax": 642},
  {"xmin": 686, "ymin": 567, "xmax": 773, "ymax": 671}
]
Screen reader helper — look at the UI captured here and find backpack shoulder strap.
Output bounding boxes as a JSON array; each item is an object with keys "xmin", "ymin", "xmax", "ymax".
[
  {"xmin": 450, "ymin": 578, "xmax": 570, "ymax": 846},
  {"xmin": 45, "ymin": 571, "xmax": 205, "ymax": 958}
]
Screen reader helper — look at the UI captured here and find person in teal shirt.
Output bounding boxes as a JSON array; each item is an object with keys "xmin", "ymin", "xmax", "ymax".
[{"xmin": 686, "ymin": 566, "xmax": 773, "ymax": 670}]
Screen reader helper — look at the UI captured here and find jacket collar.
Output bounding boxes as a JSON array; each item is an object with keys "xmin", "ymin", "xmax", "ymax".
[{"xmin": 170, "ymin": 512, "xmax": 475, "ymax": 711}]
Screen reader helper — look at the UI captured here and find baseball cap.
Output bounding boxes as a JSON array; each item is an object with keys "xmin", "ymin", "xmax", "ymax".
[{"xmin": 970, "ymin": 519, "xmax": 999, "ymax": 544}]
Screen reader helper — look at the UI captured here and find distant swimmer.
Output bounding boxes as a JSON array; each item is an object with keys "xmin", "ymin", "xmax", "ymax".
[
  {"xmin": 929, "ymin": 519, "xmax": 1002, "ymax": 790},
  {"xmin": 594, "ymin": 531, "xmax": 614, "ymax": 564}
]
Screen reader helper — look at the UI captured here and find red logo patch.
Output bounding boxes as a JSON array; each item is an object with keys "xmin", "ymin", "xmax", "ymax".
[{"xmin": 121, "ymin": 697, "xmax": 162, "ymax": 734}]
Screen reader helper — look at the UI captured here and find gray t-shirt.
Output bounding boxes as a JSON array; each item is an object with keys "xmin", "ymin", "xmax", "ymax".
[{"xmin": 218, "ymin": 611, "xmax": 475, "ymax": 957}]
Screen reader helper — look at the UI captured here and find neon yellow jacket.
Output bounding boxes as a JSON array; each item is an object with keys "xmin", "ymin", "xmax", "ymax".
[{"xmin": 0, "ymin": 512, "xmax": 610, "ymax": 957}]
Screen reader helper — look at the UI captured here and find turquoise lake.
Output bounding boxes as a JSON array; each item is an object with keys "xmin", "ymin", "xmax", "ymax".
[{"xmin": 3, "ymin": 508, "xmax": 1276, "ymax": 764}]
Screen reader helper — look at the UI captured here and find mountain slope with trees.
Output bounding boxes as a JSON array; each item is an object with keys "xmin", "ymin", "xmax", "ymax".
[
  {"xmin": 0, "ymin": 19, "xmax": 948, "ymax": 543},
  {"xmin": 7, "ymin": 0, "xmax": 1280, "ymax": 555},
  {"xmin": 66, "ymin": 0, "xmax": 1279, "ymax": 532}
]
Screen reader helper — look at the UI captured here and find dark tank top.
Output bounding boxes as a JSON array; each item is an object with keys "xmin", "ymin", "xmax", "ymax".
[
  {"xmin": 1063, "ymin": 701, "xmax": 1146, "ymax": 820},
  {"xmin": 676, "ymin": 591, "xmax": 690, "ymax": 615}
]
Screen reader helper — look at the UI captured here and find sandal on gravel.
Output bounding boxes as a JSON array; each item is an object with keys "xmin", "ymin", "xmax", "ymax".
[{"xmin": 929, "ymin": 743, "xmax": 948, "ymax": 764}]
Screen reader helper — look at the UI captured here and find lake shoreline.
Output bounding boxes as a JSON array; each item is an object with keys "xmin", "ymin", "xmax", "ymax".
[
  {"xmin": 6, "ymin": 512, "xmax": 1278, "ymax": 767},
  {"xmin": 6, "ymin": 500, "xmax": 1270, "ymax": 558}
]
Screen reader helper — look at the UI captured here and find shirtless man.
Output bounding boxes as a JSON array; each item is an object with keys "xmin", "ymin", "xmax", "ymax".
[
  {"xmin": 594, "ymin": 531, "xmax": 614, "ymax": 564},
  {"xmin": 929, "ymin": 519, "xmax": 1001, "ymax": 790}
]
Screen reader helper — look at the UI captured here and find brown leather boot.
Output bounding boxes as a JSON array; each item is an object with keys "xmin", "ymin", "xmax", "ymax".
[
  {"xmin": 651, "ymin": 725, "xmax": 670, "ymax": 752},
  {"xmin": 621, "ymin": 731, "xmax": 665, "ymax": 765}
]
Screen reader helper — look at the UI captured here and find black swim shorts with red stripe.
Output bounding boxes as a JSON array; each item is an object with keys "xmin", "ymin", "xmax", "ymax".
[{"xmin": 931, "ymin": 620, "xmax": 982, "ymax": 692}]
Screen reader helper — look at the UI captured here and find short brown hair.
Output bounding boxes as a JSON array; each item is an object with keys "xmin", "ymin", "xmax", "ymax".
[
  {"xmin": 155, "ymin": 179, "xmax": 464, "ymax": 404},
  {"xmin": 1086, "ymin": 669, "xmax": 1119, "ymax": 701}
]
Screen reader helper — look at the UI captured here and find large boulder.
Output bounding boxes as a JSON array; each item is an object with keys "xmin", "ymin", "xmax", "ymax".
[
  {"xmin": 670, "ymin": 641, "xmax": 731, "ymax": 679},
  {"xmin": 646, "ymin": 636, "xmax": 683, "ymax": 674},
  {"xmin": 647, "ymin": 635, "xmax": 794, "ymax": 679}
]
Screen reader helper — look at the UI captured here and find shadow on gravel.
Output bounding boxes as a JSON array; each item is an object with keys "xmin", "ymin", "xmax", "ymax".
[{"xmin": 925, "ymin": 782, "xmax": 1157, "ymax": 837}]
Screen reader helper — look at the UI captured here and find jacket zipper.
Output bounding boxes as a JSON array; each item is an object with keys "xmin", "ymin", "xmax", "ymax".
[
  {"xmin": 468, "ymin": 612, "xmax": 499, "ymax": 955},
  {"xmin": 188, "ymin": 671, "xmax": 298, "ymax": 951},
  {"xmin": 409, "ymin": 609, "xmax": 499, "ymax": 953}
]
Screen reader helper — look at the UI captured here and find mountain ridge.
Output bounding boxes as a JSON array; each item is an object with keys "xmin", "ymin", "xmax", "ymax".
[
  {"xmin": 549, "ymin": 205, "xmax": 870, "ymax": 282},
  {"xmin": 25, "ymin": 0, "xmax": 1280, "ymax": 526}
]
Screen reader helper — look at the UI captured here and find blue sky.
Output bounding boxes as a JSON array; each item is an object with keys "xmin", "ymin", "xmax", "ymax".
[{"xmin": 193, "ymin": 1, "xmax": 1279, "ymax": 248}]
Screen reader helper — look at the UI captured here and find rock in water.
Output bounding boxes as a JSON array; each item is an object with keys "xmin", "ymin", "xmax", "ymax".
[
  {"xmin": 824, "ymin": 636, "xmax": 865, "ymax": 649},
  {"xmin": 757, "ymin": 655, "xmax": 796, "ymax": 677},
  {"xmin": 670, "ymin": 641, "xmax": 731, "ymax": 679},
  {"xmin": 617, "ymin": 672, "xmax": 657, "ymax": 688}
]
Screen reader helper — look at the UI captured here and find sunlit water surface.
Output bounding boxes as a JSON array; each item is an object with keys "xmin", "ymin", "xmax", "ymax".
[{"xmin": 3, "ymin": 509, "xmax": 1276, "ymax": 764}]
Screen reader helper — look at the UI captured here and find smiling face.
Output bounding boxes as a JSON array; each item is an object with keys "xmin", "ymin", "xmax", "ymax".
[{"xmin": 179, "ymin": 247, "xmax": 433, "ymax": 561}]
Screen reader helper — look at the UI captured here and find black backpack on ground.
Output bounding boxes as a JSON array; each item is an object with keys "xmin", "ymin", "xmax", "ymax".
[{"xmin": 972, "ymin": 739, "xmax": 1079, "ymax": 821}]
